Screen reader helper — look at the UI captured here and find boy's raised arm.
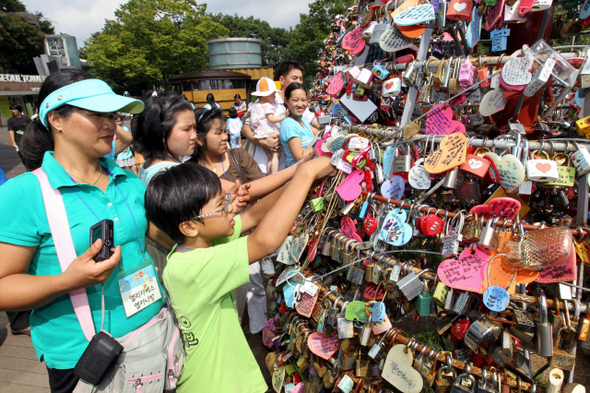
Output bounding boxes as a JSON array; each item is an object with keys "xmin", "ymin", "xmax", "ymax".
[{"xmin": 245, "ymin": 156, "xmax": 334, "ymax": 263}]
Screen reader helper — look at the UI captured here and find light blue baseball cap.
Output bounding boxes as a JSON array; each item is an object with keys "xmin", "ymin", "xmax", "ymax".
[{"xmin": 39, "ymin": 79, "xmax": 145, "ymax": 128}]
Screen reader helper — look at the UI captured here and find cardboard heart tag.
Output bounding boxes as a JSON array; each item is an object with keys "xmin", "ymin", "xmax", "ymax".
[
  {"xmin": 262, "ymin": 328, "xmax": 276, "ymax": 348},
  {"xmin": 326, "ymin": 71, "xmax": 344, "ymax": 96},
  {"xmin": 437, "ymin": 247, "xmax": 489, "ymax": 293},
  {"xmin": 408, "ymin": 158, "xmax": 431, "ymax": 189},
  {"xmin": 363, "ymin": 282, "xmax": 387, "ymax": 300},
  {"xmin": 341, "ymin": 216, "xmax": 362, "ymax": 242},
  {"xmin": 342, "ymin": 27, "xmax": 366, "ymax": 55},
  {"xmin": 394, "ymin": 3, "xmax": 436, "ymax": 25},
  {"xmin": 485, "ymin": 0, "xmax": 506, "ymax": 30},
  {"xmin": 501, "ymin": 53, "xmax": 534, "ymax": 86},
  {"xmin": 336, "ymin": 170, "xmax": 364, "ymax": 201},
  {"xmin": 470, "ymin": 197, "xmax": 521, "ymax": 220},
  {"xmin": 272, "ymin": 367, "xmax": 285, "ymax": 393},
  {"xmin": 345, "ymin": 300, "xmax": 369, "ymax": 321},
  {"xmin": 382, "ymin": 344, "xmax": 424, "ymax": 393},
  {"xmin": 466, "ymin": 6, "xmax": 482, "ymax": 48},
  {"xmin": 479, "ymin": 89, "xmax": 507, "ymax": 116},
  {"xmin": 381, "ymin": 175, "xmax": 405, "ymax": 200},
  {"xmin": 495, "ymin": 154, "xmax": 526, "ymax": 193},
  {"xmin": 307, "ymin": 237, "xmax": 319, "ymax": 261},
  {"xmin": 379, "ymin": 208, "xmax": 412, "ymax": 246},
  {"xmin": 277, "ymin": 235, "xmax": 296, "ymax": 265},
  {"xmin": 426, "ymin": 105, "xmax": 466, "ymax": 135},
  {"xmin": 536, "ymin": 246, "xmax": 577, "ymax": 283},
  {"xmin": 291, "ymin": 232, "xmax": 309, "ymax": 263},
  {"xmin": 424, "ymin": 133, "xmax": 468, "ymax": 174}
]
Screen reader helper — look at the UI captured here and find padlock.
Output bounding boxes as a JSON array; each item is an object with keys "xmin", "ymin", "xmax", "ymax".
[
  {"xmin": 550, "ymin": 327, "xmax": 576, "ymax": 370},
  {"xmin": 322, "ymin": 232, "xmax": 333, "ymax": 257},
  {"xmin": 464, "ymin": 316, "xmax": 502, "ymax": 353},
  {"xmin": 372, "ymin": 61, "xmax": 390, "ymax": 80},
  {"xmin": 310, "ymin": 196, "xmax": 325, "ymax": 212},
  {"xmin": 462, "ymin": 215, "xmax": 481, "ymax": 243},
  {"xmin": 512, "ymin": 308, "xmax": 535, "ymax": 334},
  {"xmin": 416, "ymin": 284, "xmax": 433, "ymax": 317},
  {"xmin": 356, "ymin": 349, "xmax": 370, "ymax": 377},
  {"xmin": 578, "ymin": 306, "xmax": 590, "ymax": 342},
  {"xmin": 477, "ymin": 217, "xmax": 500, "ymax": 254},
  {"xmin": 341, "ymin": 341, "xmax": 358, "ymax": 370},
  {"xmin": 368, "ymin": 330, "xmax": 390, "ymax": 360},
  {"xmin": 384, "ymin": 263, "xmax": 402, "ymax": 292},
  {"xmin": 452, "ymin": 291, "xmax": 475, "ymax": 315},
  {"xmin": 448, "ymin": 0, "xmax": 474, "ymax": 19},
  {"xmin": 444, "ymin": 288, "xmax": 456, "ymax": 311},
  {"xmin": 433, "ymin": 282, "xmax": 450, "ymax": 307},
  {"xmin": 338, "ymin": 318, "xmax": 355, "ymax": 340},
  {"xmin": 382, "ymin": 77, "xmax": 402, "ymax": 97},
  {"xmin": 477, "ymin": 367, "xmax": 494, "ymax": 393},
  {"xmin": 347, "ymin": 266, "xmax": 365, "ymax": 285},
  {"xmin": 356, "ymin": 68, "xmax": 373, "ymax": 86},
  {"xmin": 526, "ymin": 150, "xmax": 559, "ymax": 182},
  {"xmin": 359, "ymin": 321, "xmax": 373, "ymax": 346},
  {"xmin": 396, "ymin": 269, "xmax": 431, "ymax": 301},
  {"xmin": 394, "ymin": 144, "xmax": 412, "ymax": 173},
  {"xmin": 442, "ymin": 212, "xmax": 465, "ymax": 258},
  {"xmin": 582, "ymin": 74, "xmax": 590, "ymax": 89},
  {"xmin": 423, "ymin": 348, "xmax": 439, "ymax": 386},
  {"xmin": 460, "ymin": 154, "xmax": 491, "ymax": 178},
  {"xmin": 571, "ymin": 142, "xmax": 590, "ymax": 177},
  {"xmin": 436, "ymin": 364, "xmax": 457, "ymax": 393},
  {"xmin": 402, "ymin": 61, "xmax": 418, "ymax": 87},
  {"xmin": 575, "ymin": 116, "xmax": 590, "ymax": 136},
  {"xmin": 443, "ymin": 167, "xmax": 466, "ymax": 189},
  {"xmin": 500, "ymin": 330, "xmax": 514, "ymax": 363},
  {"xmin": 451, "ymin": 365, "xmax": 477, "ymax": 393}
]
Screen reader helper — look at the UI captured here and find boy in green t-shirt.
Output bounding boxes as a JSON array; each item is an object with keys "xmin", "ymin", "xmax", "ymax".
[{"xmin": 145, "ymin": 158, "xmax": 333, "ymax": 393}]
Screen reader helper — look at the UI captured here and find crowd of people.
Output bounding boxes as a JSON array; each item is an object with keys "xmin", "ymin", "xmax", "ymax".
[{"xmin": 0, "ymin": 61, "xmax": 330, "ymax": 393}]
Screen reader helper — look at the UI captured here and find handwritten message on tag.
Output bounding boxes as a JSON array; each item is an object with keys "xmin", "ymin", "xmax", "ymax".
[
  {"xmin": 342, "ymin": 27, "xmax": 366, "ymax": 55},
  {"xmin": 382, "ymin": 344, "xmax": 424, "ymax": 393},
  {"xmin": 308, "ymin": 332, "xmax": 341, "ymax": 360},
  {"xmin": 536, "ymin": 250, "xmax": 577, "ymax": 283},
  {"xmin": 426, "ymin": 105, "xmax": 466, "ymax": 135},
  {"xmin": 277, "ymin": 235, "xmax": 296, "ymax": 265},
  {"xmin": 380, "ymin": 28, "xmax": 416, "ymax": 52},
  {"xmin": 459, "ymin": 59, "xmax": 476, "ymax": 89},
  {"xmin": 291, "ymin": 233, "xmax": 309, "ymax": 263},
  {"xmin": 496, "ymin": 154, "xmax": 526, "ymax": 193},
  {"xmin": 296, "ymin": 291, "xmax": 319, "ymax": 318},
  {"xmin": 379, "ymin": 208, "xmax": 413, "ymax": 246},
  {"xmin": 480, "ymin": 89, "xmax": 507, "ymax": 116},
  {"xmin": 370, "ymin": 24, "xmax": 391, "ymax": 44},
  {"xmin": 341, "ymin": 216, "xmax": 363, "ymax": 242},
  {"xmin": 272, "ymin": 367, "xmax": 285, "ymax": 393},
  {"xmin": 466, "ymin": 7, "xmax": 481, "ymax": 48},
  {"xmin": 424, "ymin": 133, "xmax": 468, "ymax": 174},
  {"xmin": 471, "ymin": 197, "xmax": 521, "ymax": 220},
  {"xmin": 326, "ymin": 72, "xmax": 344, "ymax": 96},
  {"xmin": 437, "ymin": 247, "xmax": 488, "ymax": 293},
  {"xmin": 345, "ymin": 300, "xmax": 369, "ymax": 322},
  {"xmin": 485, "ymin": 0, "xmax": 506, "ymax": 30},
  {"xmin": 363, "ymin": 281, "xmax": 387, "ymax": 300},
  {"xmin": 409, "ymin": 159, "xmax": 431, "ymax": 189},
  {"xmin": 394, "ymin": 4, "xmax": 436, "ymax": 25},
  {"xmin": 524, "ymin": 57, "xmax": 555, "ymax": 97},
  {"xmin": 502, "ymin": 53, "xmax": 534, "ymax": 86},
  {"xmin": 490, "ymin": 28, "xmax": 510, "ymax": 51},
  {"xmin": 381, "ymin": 175, "xmax": 405, "ymax": 200}
]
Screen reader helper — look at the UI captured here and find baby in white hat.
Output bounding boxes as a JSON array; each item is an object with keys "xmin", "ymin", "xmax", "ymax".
[{"xmin": 249, "ymin": 77, "xmax": 289, "ymax": 173}]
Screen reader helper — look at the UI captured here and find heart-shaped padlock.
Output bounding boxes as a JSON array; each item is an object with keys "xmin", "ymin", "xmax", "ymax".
[
  {"xmin": 421, "ymin": 214, "xmax": 445, "ymax": 237},
  {"xmin": 363, "ymin": 211, "xmax": 379, "ymax": 235}
]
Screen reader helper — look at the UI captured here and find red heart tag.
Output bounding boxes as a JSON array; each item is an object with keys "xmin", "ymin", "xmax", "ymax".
[
  {"xmin": 363, "ymin": 213, "xmax": 378, "ymax": 235},
  {"xmin": 424, "ymin": 215, "xmax": 444, "ymax": 236}
]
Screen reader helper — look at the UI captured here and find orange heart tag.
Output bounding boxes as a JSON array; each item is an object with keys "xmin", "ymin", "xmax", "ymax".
[{"xmin": 424, "ymin": 133, "xmax": 468, "ymax": 174}]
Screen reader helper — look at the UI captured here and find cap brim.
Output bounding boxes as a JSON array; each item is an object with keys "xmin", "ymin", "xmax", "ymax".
[{"xmin": 68, "ymin": 93, "xmax": 145, "ymax": 114}]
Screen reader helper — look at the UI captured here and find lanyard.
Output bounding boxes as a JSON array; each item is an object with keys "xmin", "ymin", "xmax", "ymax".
[{"xmin": 68, "ymin": 165, "xmax": 147, "ymax": 263}]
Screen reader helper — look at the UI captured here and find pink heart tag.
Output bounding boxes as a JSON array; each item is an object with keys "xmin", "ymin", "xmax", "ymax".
[
  {"xmin": 307, "ymin": 332, "xmax": 341, "ymax": 360},
  {"xmin": 326, "ymin": 72, "xmax": 344, "ymax": 96},
  {"xmin": 341, "ymin": 217, "xmax": 363, "ymax": 242},
  {"xmin": 341, "ymin": 27, "xmax": 366, "ymax": 55},
  {"xmin": 425, "ymin": 105, "xmax": 466, "ymax": 135},
  {"xmin": 536, "ymin": 246, "xmax": 577, "ymax": 283},
  {"xmin": 470, "ymin": 197, "xmax": 521, "ymax": 220},
  {"xmin": 437, "ymin": 247, "xmax": 489, "ymax": 293},
  {"xmin": 336, "ymin": 170, "xmax": 364, "ymax": 201}
]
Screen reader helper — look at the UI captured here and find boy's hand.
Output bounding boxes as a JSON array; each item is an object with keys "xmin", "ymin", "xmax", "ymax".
[{"xmin": 229, "ymin": 180, "xmax": 252, "ymax": 213}]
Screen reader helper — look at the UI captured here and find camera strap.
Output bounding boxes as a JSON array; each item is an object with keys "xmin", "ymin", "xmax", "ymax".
[{"xmin": 33, "ymin": 168, "xmax": 97, "ymax": 341}]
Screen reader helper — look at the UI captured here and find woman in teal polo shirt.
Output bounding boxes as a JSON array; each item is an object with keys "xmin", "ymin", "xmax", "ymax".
[{"xmin": 0, "ymin": 70, "xmax": 171, "ymax": 392}]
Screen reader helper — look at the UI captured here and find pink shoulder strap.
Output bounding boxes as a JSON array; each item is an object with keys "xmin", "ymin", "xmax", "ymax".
[{"xmin": 32, "ymin": 168, "xmax": 96, "ymax": 341}]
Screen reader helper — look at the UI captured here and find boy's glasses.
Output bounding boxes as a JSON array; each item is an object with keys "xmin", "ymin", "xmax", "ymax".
[{"xmin": 192, "ymin": 192, "xmax": 232, "ymax": 219}]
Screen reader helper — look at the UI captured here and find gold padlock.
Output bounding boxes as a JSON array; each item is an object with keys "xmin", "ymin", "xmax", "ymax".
[
  {"xmin": 581, "ymin": 74, "xmax": 590, "ymax": 89},
  {"xmin": 576, "ymin": 116, "xmax": 590, "ymax": 136}
]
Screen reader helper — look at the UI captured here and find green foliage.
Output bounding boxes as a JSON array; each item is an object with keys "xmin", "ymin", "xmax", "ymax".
[
  {"xmin": 288, "ymin": 0, "xmax": 356, "ymax": 86},
  {"xmin": 208, "ymin": 13, "xmax": 292, "ymax": 68},
  {"xmin": 0, "ymin": 0, "xmax": 54, "ymax": 73},
  {"xmin": 83, "ymin": 0, "xmax": 228, "ymax": 94}
]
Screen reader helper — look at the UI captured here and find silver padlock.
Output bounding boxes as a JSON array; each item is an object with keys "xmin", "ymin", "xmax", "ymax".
[
  {"xmin": 452, "ymin": 291, "xmax": 475, "ymax": 315},
  {"xmin": 535, "ymin": 289, "xmax": 553, "ymax": 357},
  {"xmin": 396, "ymin": 268, "xmax": 432, "ymax": 301},
  {"xmin": 394, "ymin": 144, "xmax": 412, "ymax": 173},
  {"xmin": 477, "ymin": 217, "xmax": 500, "ymax": 255},
  {"xmin": 451, "ymin": 364, "xmax": 476, "ymax": 393},
  {"xmin": 464, "ymin": 316, "xmax": 502, "ymax": 353},
  {"xmin": 571, "ymin": 141, "xmax": 590, "ymax": 177},
  {"xmin": 402, "ymin": 61, "xmax": 418, "ymax": 87},
  {"xmin": 443, "ymin": 167, "xmax": 466, "ymax": 189},
  {"xmin": 442, "ymin": 212, "xmax": 465, "ymax": 258},
  {"xmin": 444, "ymin": 288, "xmax": 456, "ymax": 311}
]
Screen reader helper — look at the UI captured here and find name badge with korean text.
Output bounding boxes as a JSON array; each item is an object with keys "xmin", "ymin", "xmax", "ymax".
[{"xmin": 117, "ymin": 262, "xmax": 162, "ymax": 317}]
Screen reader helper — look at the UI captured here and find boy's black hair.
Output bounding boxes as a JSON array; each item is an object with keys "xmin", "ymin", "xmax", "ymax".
[
  {"xmin": 145, "ymin": 162, "xmax": 223, "ymax": 244},
  {"xmin": 228, "ymin": 107, "xmax": 238, "ymax": 118}
]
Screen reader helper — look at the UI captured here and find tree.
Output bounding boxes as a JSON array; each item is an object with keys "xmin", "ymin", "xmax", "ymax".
[
  {"xmin": 288, "ymin": 0, "xmax": 355, "ymax": 86},
  {"xmin": 208, "ymin": 13, "xmax": 292, "ymax": 68},
  {"xmin": 84, "ymin": 0, "xmax": 228, "ymax": 94},
  {"xmin": 0, "ymin": 0, "xmax": 54, "ymax": 73}
]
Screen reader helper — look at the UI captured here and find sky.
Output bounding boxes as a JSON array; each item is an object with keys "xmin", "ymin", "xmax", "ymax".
[{"xmin": 21, "ymin": 0, "xmax": 311, "ymax": 48}]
